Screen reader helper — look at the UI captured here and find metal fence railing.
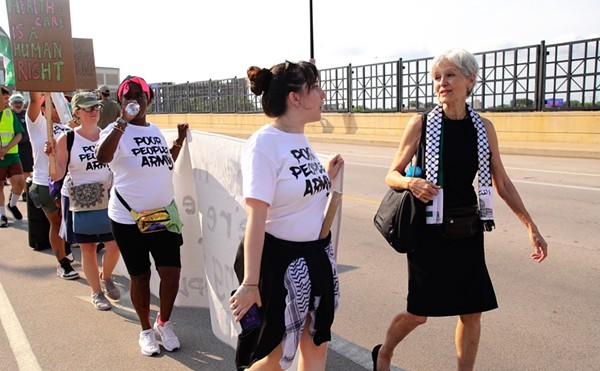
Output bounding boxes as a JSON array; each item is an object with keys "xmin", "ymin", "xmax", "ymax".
[{"xmin": 149, "ymin": 38, "xmax": 600, "ymax": 114}]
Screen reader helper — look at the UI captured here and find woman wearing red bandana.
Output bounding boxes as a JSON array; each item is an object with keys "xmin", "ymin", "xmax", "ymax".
[{"xmin": 96, "ymin": 76, "xmax": 189, "ymax": 356}]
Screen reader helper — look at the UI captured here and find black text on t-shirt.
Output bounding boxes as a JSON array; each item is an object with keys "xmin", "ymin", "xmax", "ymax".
[
  {"xmin": 289, "ymin": 146, "xmax": 331, "ymax": 197},
  {"xmin": 131, "ymin": 136, "xmax": 174, "ymax": 170},
  {"xmin": 78, "ymin": 145, "xmax": 109, "ymax": 171}
]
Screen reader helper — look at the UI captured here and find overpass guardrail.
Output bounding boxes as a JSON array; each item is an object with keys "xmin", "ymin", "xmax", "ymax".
[{"xmin": 149, "ymin": 38, "xmax": 600, "ymax": 115}]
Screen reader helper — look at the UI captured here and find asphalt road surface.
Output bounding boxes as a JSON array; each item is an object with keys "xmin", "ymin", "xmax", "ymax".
[{"xmin": 1, "ymin": 142, "xmax": 599, "ymax": 370}]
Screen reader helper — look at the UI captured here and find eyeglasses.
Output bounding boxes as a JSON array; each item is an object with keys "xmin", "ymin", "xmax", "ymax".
[{"xmin": 79, "ymin": 105, "xmax": 102, "ymax": 112}]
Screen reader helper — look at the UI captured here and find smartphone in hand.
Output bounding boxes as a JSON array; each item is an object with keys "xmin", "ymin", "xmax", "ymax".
[
  {"xmin": 240, "ymin": 304, "xmax": 262, "ymax": 330},
  {"xmin": 231, "ymin": 290, "xmax": 262, "ymax": 331}
]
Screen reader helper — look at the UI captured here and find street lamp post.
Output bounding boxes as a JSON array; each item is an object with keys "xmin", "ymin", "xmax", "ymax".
[{"xmin": 309, "ymin": 0, "xmax": 315, "ymax": 64}]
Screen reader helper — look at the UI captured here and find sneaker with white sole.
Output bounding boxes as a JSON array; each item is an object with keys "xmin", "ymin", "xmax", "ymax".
[
  {"xmin": 100, "ymin": 273, "xmax": 121, "ymax": 300},
  {"xmin": 0, "ymin": 215, "xmax": 7, "ymax": 228},
  {"xmin": 56, "ymin": 258, "xmax": 79, "ymax": 280},
  {"xmin": 153, "ymin": 317, "xmax": 180, "ymax": 352},
  {"xmin": 91, "ymin": 291, "xmax": 112, "ymax": 311},
  {"xmin": 139, "ymin": 329, "xmax": 160, "ymax": 356},
  {"xmin": 6, "ymin": 203, "xmax": 23, "ymax": 220}
]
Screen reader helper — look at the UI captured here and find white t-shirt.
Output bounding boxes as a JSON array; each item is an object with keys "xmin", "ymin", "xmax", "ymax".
[
  {"xmin": 26, "ymin": 112, "xmax": 71, "ymax": 186},
  {"xmin": 60, "ymin": 130, "xmax": 112, "ymax": 197},
  {"xmin": 99, "ymin": 123, "xmax": 175, "ymax": 224},
  {"xmin": 241, "ymin": 125, "xmax": 331, "ymax": 242}
]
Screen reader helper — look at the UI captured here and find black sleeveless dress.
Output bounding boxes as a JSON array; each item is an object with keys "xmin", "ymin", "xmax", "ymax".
[{"xmin": 406, "ymin": 116, "xmax": 498, "ymax": 316}]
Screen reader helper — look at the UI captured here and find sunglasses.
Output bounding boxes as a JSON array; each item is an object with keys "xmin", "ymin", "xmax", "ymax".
[
  {"xmin": 79, "ymin": 105, "xmax": 102, "ymax": 112},
  {"xmin": 284, "ymin": 60, "xmax": 298, "ymax": 71}
]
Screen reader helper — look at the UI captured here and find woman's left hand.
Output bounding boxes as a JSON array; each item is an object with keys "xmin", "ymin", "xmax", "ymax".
[
  {"xmin": 529, "ymin": 228, "xmax": 548, "ymax": 262},
  {"xmin": 326, "ymin": 153, "xmax": 344, "ymax": 179},
  {"xmin": 229, "ymin": 284, "xmax": 262, "ymax": 322}
]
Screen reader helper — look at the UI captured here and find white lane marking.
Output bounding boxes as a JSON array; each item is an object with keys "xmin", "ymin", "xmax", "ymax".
[
  {"xmin": 512, "ymin": 179, "xmax": 600, "ymax": 192},
  {"xmin": 0, "ymin": 282, "xmax": 42, "ymax": 371},
  {"xmin": 343, "ymin": 163, "xmax": 600, "ymax": 191},
  {"xmin": 330, "ymin": 333, "xmax": 404, "ymax": 371},
  {"xmin": 506, "ymin": 167, "xmax": 600, "ymax": 177},
  {"xmin": 346, "ymin": 161, "xmax": 390, "ymax": 169},
  {"xmin": 331, "ymin": 151, "xmax": 600, "ymax": 177},
  {"xmin": 346, "ymin": 161, "xmax": 600, "ymax": 178}
]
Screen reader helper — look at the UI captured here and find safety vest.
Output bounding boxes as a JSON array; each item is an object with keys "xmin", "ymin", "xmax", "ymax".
[{"xmin": 0, "ymin": 108, "xmax": 17, "ymax": 154}]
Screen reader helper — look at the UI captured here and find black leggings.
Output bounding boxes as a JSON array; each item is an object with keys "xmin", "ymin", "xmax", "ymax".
[{"xmin": 110, "ymin": 220, "xmax": 182, "ymax": 276}]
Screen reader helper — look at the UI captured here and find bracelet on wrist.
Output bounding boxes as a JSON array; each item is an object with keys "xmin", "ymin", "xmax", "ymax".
[
  {"xmin": 241, "ymin": 282, "xmax": 258, "ymax": 287},
  {"xmin": 173, "ymin": 140, "xmax": 183, "ymax": 148},
  {"xmin": 116, "ymin": 118, "xmax": 129, "ymax": 126},
  {"xmin": 113, "ymin": 124, "xmax": 125, "ymax": 134}
]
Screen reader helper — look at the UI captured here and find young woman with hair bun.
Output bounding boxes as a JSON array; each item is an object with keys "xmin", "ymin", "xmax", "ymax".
[{"xmin": 230, "ymin": 61, "xmax": 344, "ymax": 370}]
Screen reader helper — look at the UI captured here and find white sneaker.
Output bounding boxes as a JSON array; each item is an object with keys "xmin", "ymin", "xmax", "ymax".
[
  {"xmin": 139, "ymin": 329, "xmax": 160, "ymax": 356},
  {"xmin": 153, "ymin": 317, "xmax": 180, "ymax": 352}
]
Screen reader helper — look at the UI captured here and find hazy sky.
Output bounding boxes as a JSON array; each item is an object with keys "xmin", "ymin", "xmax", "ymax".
[{"xmin": 1, "ymin": 0, "xmax": 598, "ymax": 85}]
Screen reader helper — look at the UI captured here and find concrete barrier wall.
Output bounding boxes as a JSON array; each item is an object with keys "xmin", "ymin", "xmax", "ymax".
[{"xmin": 148, "ymin": 111, "xmax": 600, "ymax": 145}]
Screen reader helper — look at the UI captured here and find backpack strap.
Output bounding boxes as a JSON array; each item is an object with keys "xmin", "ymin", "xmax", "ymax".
[{"xmin": 65, "ymin": 130, "xmax": 74, "ymax": 170}]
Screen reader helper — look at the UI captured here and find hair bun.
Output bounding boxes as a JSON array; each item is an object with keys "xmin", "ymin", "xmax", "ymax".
[{"xmin": 247, "ymin": 66, "xmax": 273, "ymax": 95}]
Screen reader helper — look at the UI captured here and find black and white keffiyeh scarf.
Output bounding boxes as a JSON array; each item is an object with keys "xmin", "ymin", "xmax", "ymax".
[{"xmin": 425, "ymin": 104, "xmax": 495, "ymax": 231}]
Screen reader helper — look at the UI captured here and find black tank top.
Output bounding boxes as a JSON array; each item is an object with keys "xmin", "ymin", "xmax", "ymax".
[{"xmin": 440, "ymin": 117, "xmax": 478, "ymax": 209}]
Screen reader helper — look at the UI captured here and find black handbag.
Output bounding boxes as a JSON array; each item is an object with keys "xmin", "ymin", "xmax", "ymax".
[{"xmin": 373, "ymin": 114, "xmax": 426, "ymax": 253}]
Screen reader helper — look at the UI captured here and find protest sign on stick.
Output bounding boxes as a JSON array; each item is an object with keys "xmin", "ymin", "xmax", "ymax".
[
  {"xmin": 6, "ymin": 0, "xmax": 76, "ymax": 92},
  {"xmin": 44, "ymin": 92, "xmax": 55, "ymax": 172},
  {"xmin": 6, "ymin": 0, "xmax": 76, "ymax": 170}
]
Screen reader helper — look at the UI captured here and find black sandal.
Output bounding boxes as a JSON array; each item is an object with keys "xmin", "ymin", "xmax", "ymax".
[{"xmin": 372, "ymin": 344, "xmax": 382, "ymax": 371}]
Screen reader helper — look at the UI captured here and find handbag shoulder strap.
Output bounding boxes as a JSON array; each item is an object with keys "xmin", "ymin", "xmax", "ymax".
[{"xmin": 416, "ymin": 113, "xmax": 427, "ymax": 171}]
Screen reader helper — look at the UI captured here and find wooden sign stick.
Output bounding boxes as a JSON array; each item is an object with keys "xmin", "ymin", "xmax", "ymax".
[
  {"xmin": 319, "ymin": 191, "xmax": 343, "ymax": 239},
  {"xmin": 45, "ymin": 92, "xmax": 56, "ymax": 174}
]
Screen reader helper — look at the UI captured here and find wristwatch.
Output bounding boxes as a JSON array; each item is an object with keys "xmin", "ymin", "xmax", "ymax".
[{"xmin": 116, "ymin": 118, "xmax": 128, "ymax": 126}]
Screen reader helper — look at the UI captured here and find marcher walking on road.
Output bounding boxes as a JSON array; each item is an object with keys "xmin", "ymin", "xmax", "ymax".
[
  {"xmin": 9, "ymin": 93, "xmax": 32, "ymax": 201},
  {"xmin": 371, "ymin": 49, "xmax": 548, "ymax": 371},
  {"xmin": 0, "ymin": 87, "xmax": 25, "ymax": 228},
  {"xmin": 96, "ymin": 75, "xmax": 188, "ymax": 356},
  {"xmin": 27, "ymin": 92, "xmax": 79, "ymax": 279},
  {"xmin": 229, "ymin": 61, "xmax": 344, "ymax": 370},
  {"xmin": 47, "ymin": 92, "xmax": 121, "ymax": 310}
]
